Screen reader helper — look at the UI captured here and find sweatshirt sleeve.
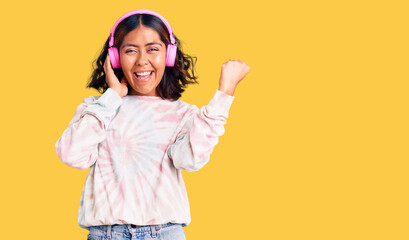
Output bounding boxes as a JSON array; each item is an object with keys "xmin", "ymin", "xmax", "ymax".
[
  {"xmin": 167, "ymin": 89, "xmax": 235, "ymax": 172},
  {"xmin": 55, "ymin": 88, "xmax": 123, "ymax": 170}
]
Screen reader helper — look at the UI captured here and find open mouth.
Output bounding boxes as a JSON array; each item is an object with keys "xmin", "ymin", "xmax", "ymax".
[{"xmin": 134, "ymin": 71, "xmax": 153, "ymax": 82}]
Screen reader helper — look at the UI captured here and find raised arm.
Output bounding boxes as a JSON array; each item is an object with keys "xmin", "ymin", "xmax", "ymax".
[
  {"xmin": 168, "ymin": 89, "xmax": 235, "ymax": 172},
  {"xmin": 55, "ymin": 88, "xmax": 122, "ymax": 170},
  {"xmin": 168, "ymin": 59, "xmax": 250, "ymax": 172}
]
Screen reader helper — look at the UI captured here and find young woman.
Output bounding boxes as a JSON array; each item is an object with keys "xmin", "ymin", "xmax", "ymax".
[{"xmin": 55, "ymin": 9, "xmax": 250, "ymax": 240}]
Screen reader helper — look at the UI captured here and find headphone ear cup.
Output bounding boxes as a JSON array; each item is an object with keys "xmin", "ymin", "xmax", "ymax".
[
  {"xmin": 165, "ymin": 44, "xmax": 177, "ymax": 67},
  {"xmin": 108, "ymin": 47, "xmax": 121, "ymax": 69}
]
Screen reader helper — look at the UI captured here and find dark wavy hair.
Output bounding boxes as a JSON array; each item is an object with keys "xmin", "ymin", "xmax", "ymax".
[{"xmin": 86, "ymin": 14, "xmax": 198, "ymax": 100}]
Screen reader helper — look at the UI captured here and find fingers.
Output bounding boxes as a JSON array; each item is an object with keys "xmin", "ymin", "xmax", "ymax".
[
  {"xmin": 224, "ymin": 59, "xmax": 250, "ymax": 71},
  {"xmin": 226, "ymin": 59, "xmax": 247, "ymax": 67},
  {"xmin": 104, "ymin": 54, "xmax": 114, "ymax": 74},
  {"xmin": 104, "ymin": 54, "xmax": 121, "ymax": 90}
]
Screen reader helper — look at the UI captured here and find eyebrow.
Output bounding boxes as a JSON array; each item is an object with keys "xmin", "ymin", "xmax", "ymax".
[{"xmin": 121, "ymin": 42, "xmax": 163, "ymax": 49}]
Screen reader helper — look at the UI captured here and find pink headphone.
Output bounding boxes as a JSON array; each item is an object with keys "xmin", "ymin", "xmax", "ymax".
[{"xmin": 108, "ymin": 9, "xmax": 177, "ymax": 68}]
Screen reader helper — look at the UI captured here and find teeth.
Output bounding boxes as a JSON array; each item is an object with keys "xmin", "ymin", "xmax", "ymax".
[{"xmin": 136, "ymin": 71, "xmax": 152, "ymax": 76}]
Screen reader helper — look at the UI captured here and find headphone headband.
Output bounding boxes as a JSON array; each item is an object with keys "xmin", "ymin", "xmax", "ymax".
[
  {"xmin": 107, "ymin": 9, "xmax": 178, "ymax": 68},
  {"xmin": 109, "ymin": 9, "xmax": 175, "ymax": 47}
]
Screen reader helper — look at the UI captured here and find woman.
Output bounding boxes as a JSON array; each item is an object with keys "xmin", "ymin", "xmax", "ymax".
[{"xmin": 55, "ymin": 9, "xmax": 250, "ymax": 240}]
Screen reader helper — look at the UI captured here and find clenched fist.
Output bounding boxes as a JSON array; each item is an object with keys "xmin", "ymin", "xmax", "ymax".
[{"xmin": 218, "ymin": 60, "xmax": 250, "ymax": 96}]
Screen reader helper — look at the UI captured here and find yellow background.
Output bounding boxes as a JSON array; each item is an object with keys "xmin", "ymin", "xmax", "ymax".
[{"xmin": 0, "ymin": 0, "xmax": 408, "ymax": 239}]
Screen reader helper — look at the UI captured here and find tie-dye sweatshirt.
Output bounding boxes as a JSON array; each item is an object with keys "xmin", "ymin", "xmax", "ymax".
[{"xmin": 55, "ymin": 88, "xmax": 234, "ymax": 230}]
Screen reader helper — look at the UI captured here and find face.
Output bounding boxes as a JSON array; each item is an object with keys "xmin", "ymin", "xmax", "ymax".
[{"xmin": 120, "ymin": 25, "xmax": 167, "ymax": 96}]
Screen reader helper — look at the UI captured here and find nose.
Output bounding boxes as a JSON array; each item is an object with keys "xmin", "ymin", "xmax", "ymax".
[{"xmin": 136, "ymin": 51, "xmax": 148, "ymax": 66}]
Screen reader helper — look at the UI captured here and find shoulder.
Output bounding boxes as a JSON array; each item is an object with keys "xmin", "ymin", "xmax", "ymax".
[{"xmin": 81, "ymin": 95, "xmax": 101, "ymax": 105}]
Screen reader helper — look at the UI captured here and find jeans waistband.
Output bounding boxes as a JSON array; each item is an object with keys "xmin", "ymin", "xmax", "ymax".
[{"xmin": 90, "ymin": 222, "xmax": 179, "ymax": 234}]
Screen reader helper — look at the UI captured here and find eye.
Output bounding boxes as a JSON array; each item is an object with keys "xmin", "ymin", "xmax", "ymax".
[
  {"xmin": 148, "ymin": 48, "xmax": 159, "ymax": 52},
  {"xmin": 125, "ymin": 49, "xmax": 137, "ymax": 54}
]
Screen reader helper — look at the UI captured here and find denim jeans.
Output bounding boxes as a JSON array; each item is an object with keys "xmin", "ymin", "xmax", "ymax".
[{"xmin": 87, "ymin": 223, "xmax": 187, "ymax": 240}]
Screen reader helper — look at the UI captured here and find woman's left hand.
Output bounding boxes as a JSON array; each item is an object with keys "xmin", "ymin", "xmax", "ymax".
[{"xmin": 218, "ymin": 60, "xmax": 250, "ymax": 96}]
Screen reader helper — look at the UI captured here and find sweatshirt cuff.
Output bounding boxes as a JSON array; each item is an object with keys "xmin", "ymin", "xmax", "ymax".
[
  {"xmin": 206, "ymin": 89, "xmax": 235, "ymax": 118},
  {"xmin": 80, "ymin": 88, "xmax": 123, "ymax": 129}
]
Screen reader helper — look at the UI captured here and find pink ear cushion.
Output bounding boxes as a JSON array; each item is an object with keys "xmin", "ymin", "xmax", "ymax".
[
  {"xmin": 166, "ymin": 44, "xmax": 177, "ymax": 67},
  {"xmin": 108, "ymin": 47, "xmax": 121, "ymax": 69}
]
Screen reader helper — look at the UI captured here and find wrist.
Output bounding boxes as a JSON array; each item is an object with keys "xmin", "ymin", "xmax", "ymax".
[
  {"xmin": 218, "ymin": 85, "xmax": 236, "ymax": 96},
  {"xmin": 109, "ymin": 86, "xmax": 124, "ymax": 98}
]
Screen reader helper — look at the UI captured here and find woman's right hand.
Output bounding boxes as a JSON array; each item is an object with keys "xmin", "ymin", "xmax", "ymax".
[{"xmin": 104, "ymin": 54, "xmax": 128, "ymax": 98}]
